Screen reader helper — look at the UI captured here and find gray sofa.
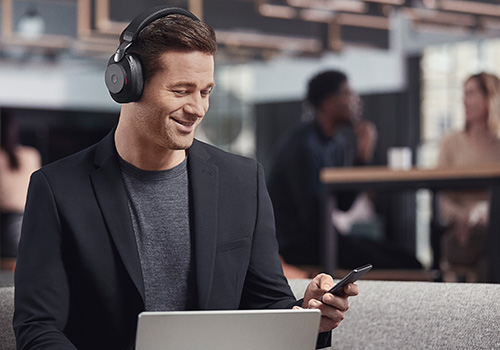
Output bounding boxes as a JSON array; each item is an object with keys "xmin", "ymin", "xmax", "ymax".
[
  {"xmin": 2, "ymin": 279, "xmax": 499, "ymax": 350},
  {"xmin": 1, "ymin": 286, "xmax": 15, "ymax": 350},
  {"xmin": 289, "ymin": 279, "xmax": 500, "ymax": 350}
]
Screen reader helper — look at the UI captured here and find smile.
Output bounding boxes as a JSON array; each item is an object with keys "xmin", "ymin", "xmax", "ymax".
[
  {"xmin": 172, "ymin": 118, "xmax": 196, "ymax": 126},
  {"xmin": 172, "ymin": 117, "xmax": 197, "ymax": 133}
]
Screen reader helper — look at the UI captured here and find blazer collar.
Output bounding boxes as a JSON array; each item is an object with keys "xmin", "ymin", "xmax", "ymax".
[{"xmin": 90, "ymin": 129, "xmax": 145, "ymax": 301}]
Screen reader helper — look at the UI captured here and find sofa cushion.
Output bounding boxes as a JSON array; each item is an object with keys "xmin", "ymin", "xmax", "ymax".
[
  {"xmin": 0, "ymin": 287, "xmax": 15, "ymax": 350},
  {"xmin": 288, "ymin": 279, "xmax": 500, "ymax": 350}
]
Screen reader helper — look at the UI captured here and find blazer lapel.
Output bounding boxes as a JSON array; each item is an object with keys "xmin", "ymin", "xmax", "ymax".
[
  {"xmin": 188, "ymin": 140, "xmax": 219, "ymax": 309},
  {"xmin": 90, "ymin": 132, "xmax": 145, "ymax": 301}
]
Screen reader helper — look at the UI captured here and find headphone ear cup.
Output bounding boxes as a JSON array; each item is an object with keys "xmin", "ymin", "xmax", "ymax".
[{"xmin": 105, "ymin": 53, "xmax": 144, "ymax": 103}]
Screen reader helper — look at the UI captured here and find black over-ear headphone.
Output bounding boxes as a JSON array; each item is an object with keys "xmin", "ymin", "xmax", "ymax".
[{"xmin": 104, "ymin": 6, "xmax": 200, "ymax": 104}]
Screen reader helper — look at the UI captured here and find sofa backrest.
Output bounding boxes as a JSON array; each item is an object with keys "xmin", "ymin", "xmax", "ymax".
[
  {"xmin": 288, "ymin": 279, "xmax": 500, "ymax": 350},
  {"xmin": 0, "ymin": 287, "xmax": 15, "ymax": 350},
  {"xmin": 4, "ymin": 280, "xmax": 499, "ymax": 350}
]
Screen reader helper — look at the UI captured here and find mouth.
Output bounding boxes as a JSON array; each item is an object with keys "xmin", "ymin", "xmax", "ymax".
[{"xmin": 171, "ymin": 116, "xmax": 197, "ymax": 133}]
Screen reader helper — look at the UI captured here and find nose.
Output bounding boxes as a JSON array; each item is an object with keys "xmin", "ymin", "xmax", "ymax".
[{"xmin": 184, "ymin": 94, "xmax": 208, "ymax": 118}]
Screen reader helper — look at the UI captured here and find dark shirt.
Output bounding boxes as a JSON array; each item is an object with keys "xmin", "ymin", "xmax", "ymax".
[
  {"xmin": 268, "ymin": 120, "xmax": 357, "ymax": 265},
  {"xmin": 120, "ymin": 157, "xmax": 197, "ymax": 312}
]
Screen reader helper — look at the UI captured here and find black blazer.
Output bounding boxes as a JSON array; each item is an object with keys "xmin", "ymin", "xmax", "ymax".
[{"xmin": 13, "ymin": 130, "xmax": 311, "ymax": 349}]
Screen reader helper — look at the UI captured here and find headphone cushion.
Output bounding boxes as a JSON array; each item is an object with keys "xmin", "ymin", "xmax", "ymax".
[{"xmin": 105, "ymin": 53, "xmax": 144, "ymax": 103}]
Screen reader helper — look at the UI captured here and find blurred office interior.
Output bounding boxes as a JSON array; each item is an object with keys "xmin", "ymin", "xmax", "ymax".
[{"xmin": 1, "ymin": 0, "xmax": 500, "ymax": 272}]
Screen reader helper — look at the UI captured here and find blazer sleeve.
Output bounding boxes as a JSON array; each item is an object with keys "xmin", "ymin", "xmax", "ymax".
[{"xmin": 13, "ymin": 170, "xmax": 77, "ymax": 349}]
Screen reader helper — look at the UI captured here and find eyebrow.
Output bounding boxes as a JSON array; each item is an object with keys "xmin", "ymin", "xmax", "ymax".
[{"xmin": 170, "ymin": 82, "xmax": 216, "ymax": 89}]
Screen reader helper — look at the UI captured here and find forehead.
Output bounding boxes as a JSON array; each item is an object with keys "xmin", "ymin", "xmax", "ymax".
[
  {"xmin": 338, "ymin": 81, "xmax": 352, "ymax": 93},
  {"xmin": 328, "ymin": 82, "xmax": 352, "ymax": 99},
  {"xmin": 464, "ymin": 79, "xmax": 485, "ymax": 97},
  {"xmin": 155, "ymin": 50, "xmax": 214, "ymax": 82}
]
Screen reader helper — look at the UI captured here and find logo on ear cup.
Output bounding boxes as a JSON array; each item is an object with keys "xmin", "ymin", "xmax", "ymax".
[{"xmin": 105, "ymin": 64, "xmax": 126, "ymax": 94}]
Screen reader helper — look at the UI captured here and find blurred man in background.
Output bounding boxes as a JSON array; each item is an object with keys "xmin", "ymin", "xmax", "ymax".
[{"xmin": 268, "ymin": 70, "xmax": 421, "ymax": 277}]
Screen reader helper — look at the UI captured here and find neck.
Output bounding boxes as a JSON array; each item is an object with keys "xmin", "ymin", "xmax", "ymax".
[
  {"xmin": 467, "ymin": 120, "xmax": 492, "ymax": 140},
  {"xmin": 115, "ymin": 115, "xmax": 186, "ymax": 171},
  {"xmin": 316, "ymin": 112, "xmax": 341, "ymax": 138}
]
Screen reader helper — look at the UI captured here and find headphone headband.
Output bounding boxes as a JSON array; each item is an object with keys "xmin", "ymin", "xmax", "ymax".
[{"xmin": 113, "ymin": 6, "xmax": 200, "ymax": 62}]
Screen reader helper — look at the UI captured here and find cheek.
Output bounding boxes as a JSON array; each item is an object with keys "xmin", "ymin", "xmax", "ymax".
[{"xmin": 202, "ymin": 97, "xmax": 210, "ymax": 111}]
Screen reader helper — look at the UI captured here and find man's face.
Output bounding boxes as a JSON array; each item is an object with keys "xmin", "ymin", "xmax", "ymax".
[
  {"xmin": 322, "ymin": 81, "xmax": 361, "ymax": 123},
  {"xmin": 132, "ymin": 50, "xmax": 215, "ymax": 151}
]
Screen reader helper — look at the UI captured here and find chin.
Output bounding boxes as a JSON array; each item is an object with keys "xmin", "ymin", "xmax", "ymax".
[{"xmin": 171, "ymin": 137, "xmax": 195, "ymax": 151}]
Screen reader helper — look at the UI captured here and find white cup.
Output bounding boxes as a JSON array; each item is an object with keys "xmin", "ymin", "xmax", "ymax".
[{"xmin": 387, "ymin": 147, "xmax": 412, "ymax": 170}]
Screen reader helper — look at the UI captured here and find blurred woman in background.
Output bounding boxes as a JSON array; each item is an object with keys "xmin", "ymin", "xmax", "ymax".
[
  {"xmin": 0, "ymin": 113, "xmax": 41, "ymax": 270},
  {"xmin": 437, "ymin": 72, "xmax": 500, "ymax": 282}
]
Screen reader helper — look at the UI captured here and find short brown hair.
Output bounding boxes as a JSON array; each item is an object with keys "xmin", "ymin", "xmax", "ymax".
[{"xmin": 127, "ymin": 14, "xmax": 217, "ymax": 83}]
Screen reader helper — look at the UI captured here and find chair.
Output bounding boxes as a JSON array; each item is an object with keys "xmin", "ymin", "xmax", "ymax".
[
  {"xmin": 430, "ymin": 192, "xmax": 481, "ymax": 283},
  {"xmin": 440, "ymin": 261, "xmax": 479, "ymax": 283}
]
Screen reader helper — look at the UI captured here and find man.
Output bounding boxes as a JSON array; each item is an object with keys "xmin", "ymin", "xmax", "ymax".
[
  {"xmin": 268, "ymin": 70, "xmax": 423, "ymax": 274},
  {"xmin": 268, "ymin": 70, "xmax": 378, "ymax": 269},
  {"xmin": 13, "ymin": 8, "xmax": 358, "ymax": 350}
]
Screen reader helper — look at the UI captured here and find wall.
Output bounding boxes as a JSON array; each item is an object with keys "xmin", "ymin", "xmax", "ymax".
[{"xmin": 0, "ymin": 58, "xmax": 119, "ymax": 112}]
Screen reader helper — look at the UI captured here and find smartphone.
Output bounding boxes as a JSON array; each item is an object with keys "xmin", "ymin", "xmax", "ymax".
[{"xmin": 318, "ymin": 264, "xmax": 372, "ymax": 300}]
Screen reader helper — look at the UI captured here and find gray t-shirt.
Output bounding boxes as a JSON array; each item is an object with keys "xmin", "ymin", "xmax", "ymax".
[{"xmin": 120, "ymin": 157, "xmax": 197, "ymax": 311}]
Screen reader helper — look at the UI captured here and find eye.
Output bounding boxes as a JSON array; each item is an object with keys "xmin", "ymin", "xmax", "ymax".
[
  {"xmin": 201, "ymin": 87, "xmax": 214, "ymax": 97},
  {"xmin": 201, "ymin": 89, "xmax": 212, "ymax": 97},
  {"xmin": 173, "ymin": 90, "xmax": 189, "ymax": 96}
]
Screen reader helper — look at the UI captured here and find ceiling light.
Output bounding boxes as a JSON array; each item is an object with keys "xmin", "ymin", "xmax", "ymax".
[
  {"xmin": 299, "ymin": 9, "xmax": 334, "ymax": 22},
  {"xmin": 287, "ymin": 0, "xmax": 313, "ymax": 6},
  {"xmin": 216, "ymin": 30, "xmax": 323, "ymax": 53},
  {"xmin": 422, "ymin": 0, "xmax": 438, "ymax": 9},
  {"xmin": 439, "ymin": 0, "xmax": 500, "ymax": 17},
  {"xmin": 287, "ymin": 0, "xmax": 366, "ymax": 12},
  {"xmin": 361, "ymin": 0, "xmax": 405, "ymax": 5},
  {"xmin": 401, "ymin": 8, "xmax": 476, "ymax": 26},
  {"xmin": 258, "ymin": 4, "xmax": 297, "ymax": 19},
  {"xmin": 327, "ymin": 1, "xmax": 366, "ymax": 13},
  {"xmin": 337, "ymin": 13, "xmax": 390, "ymax": 30}
]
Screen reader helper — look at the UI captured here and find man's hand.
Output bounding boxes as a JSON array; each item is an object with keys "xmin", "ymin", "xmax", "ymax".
[
  {"xmin": 355, "ymin": 120, "xmax": 378, "ymax": 163},
  {"xmin": 295, "ymin": 273, "xmax": 359, "ymax": 333}
]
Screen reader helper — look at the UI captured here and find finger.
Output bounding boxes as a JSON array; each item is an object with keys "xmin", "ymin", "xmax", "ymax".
[
  {"xmin": 316, "ymin": 273, "xmax": 334, "ymax": 293},
  {"xmin": 343, "ymin": 283, "xmax": 359, "ymax": 297},
  {"xmin": 307, "ymin": 273, "xmax": 332, "ymax": 295},
  {"xmin": 317, "ymin": 293, "xmax": 350, "ymax": 312},
  {"xmin": 308, "ymin": 299, "xmax": 347, "ymax": 332},
  {"xmin": 319, "ymin": 315, "xmax": 344, "ymax": 333}
]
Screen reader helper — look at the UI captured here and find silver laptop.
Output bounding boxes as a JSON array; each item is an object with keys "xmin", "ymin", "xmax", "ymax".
[{"xmin": 135, "ymin": 309, "xmax": 321, "ymax": 350}]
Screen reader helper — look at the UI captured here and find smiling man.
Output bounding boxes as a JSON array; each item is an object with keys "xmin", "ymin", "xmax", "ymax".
[
  {"xmin": 13, "ymin": 7, "xmax": 358, "ymax": 350},
  {"xmin": 115, "ymin": 50, "xmax": 215, "ymax": 171}
]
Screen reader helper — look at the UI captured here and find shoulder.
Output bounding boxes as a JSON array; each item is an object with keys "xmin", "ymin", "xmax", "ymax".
[
  {"xmin": 190, "ymin": 139, "xmax": 260, "ymax": 171},
  {"xmin": 189, "ymin": 140, "xmax": 266, "ymax": 192},
  {"xmin": 274, "ymin": 121, "xmax": 319, "ymax": 157},
  {"xmin": 439, "ymin": 130, "xmax": 465, "ymax": 150},
  {"xmin": 442, "ymin": 130, "xmax": 464, "ymax": 143},
  {"xmin": 39, "ymin": 142, "xmax": 100, "ymax": 180}
]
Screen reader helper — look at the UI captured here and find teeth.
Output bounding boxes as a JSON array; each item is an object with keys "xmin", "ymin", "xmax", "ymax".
[{"xmin": 174, "ymin": 118, "xmax": 194, "ymax": 126}]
